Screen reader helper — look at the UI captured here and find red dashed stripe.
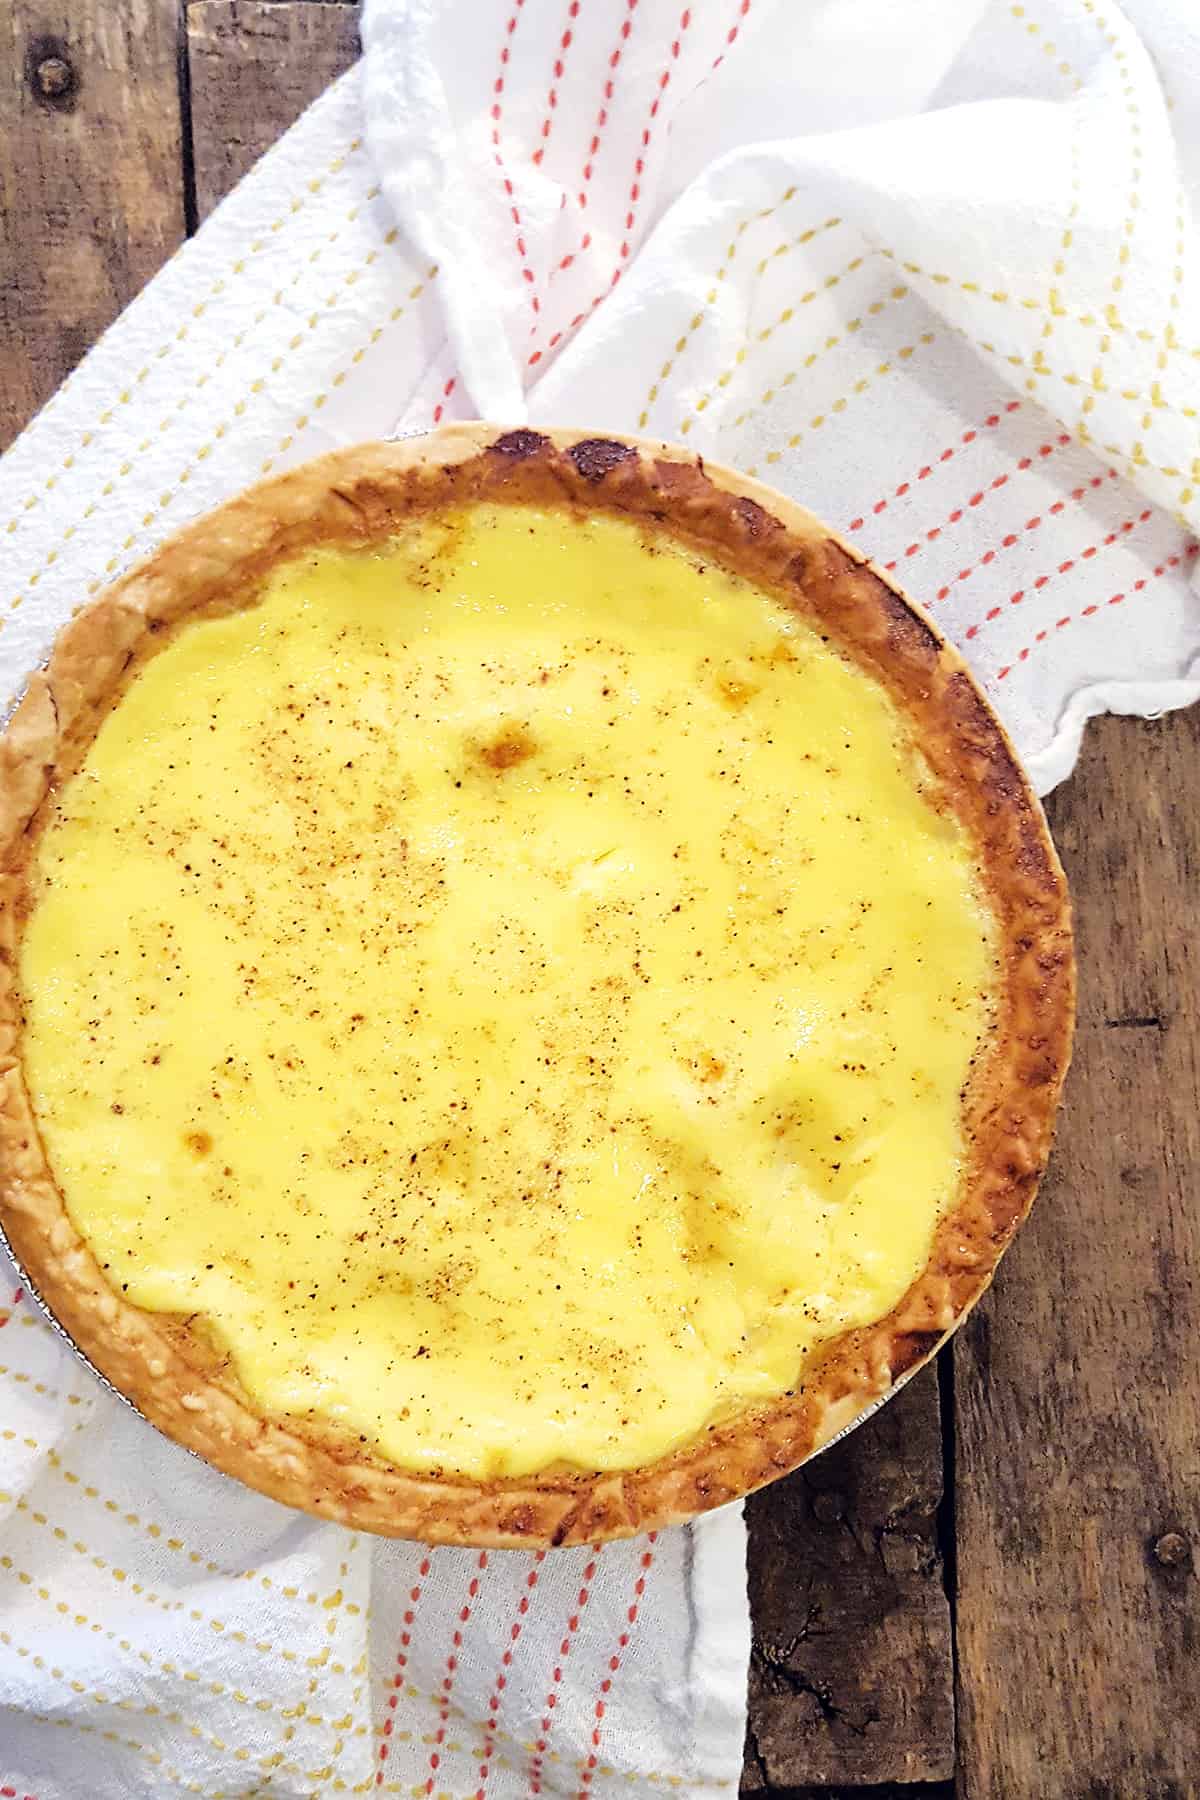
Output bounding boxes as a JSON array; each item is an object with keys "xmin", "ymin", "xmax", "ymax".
[
  {"xmin": 571, "ymin": 0, "xmax": 640, "ymax": 220},
  {"xmin": 474, "ymin": 1550, "xmax": 546, "ymax": 1798},
  {"xmin": 529, "ymin": 7, "xmax": 693, "ymax": 368},
  {"xmin": 965, "ymin": 507, "xmax": 1154, "ymax": 641},
  {"xmin": 709, "ymin": 0, "xmax": 753, "ymax": 74},
  {"xmin": 0, "ymin": 1287, "xmax": 23, "ymax": 1332},
  {"xmin": 610, "ymin": 5, "xmax": 695, "ymax": 271},
  {"xmin": 527, "ymin": 1550, "xmax": 600, "ymax": 1794},
  {"xmin": 846, "ymin": 400, "xmax": 1023, "ymax": 533},
  {"xmin": 997, "ymin": 544, "xmax": 1198, "ymax": 678},
  {"xmin": 1, "ymin": 1786, "xmax": 39, "ymax": 1799},
  {"xmin": 431, "ymin": 374, "xmax": 458, "ymax": 426},
  {"xmin": 423, "ymin": 1552, "xmax": 489, "ymax": 1796},
  {"xmin": 491, "ymin": 0, "xmax": 542, "ymax": 315},
  {"xmin": 575, "ymin": 1538, "xmax": 658, "ymax": 1799},
  {"xmin": 532, "ymin": 1, "xmax": 582, "ymax": 166},
  {"xmin": 537, "ymin": 0, "xmax": 642, "ymax": 307},
  {"xmin": 376, "ymin": 1554, "xmax": 433, "ymax": 1786},
  {"xmin": 880, "ymin": 434, "xmax": 1072, "ymax": 571},
  {"xmin": 930, "ymin": 471, "xmax": 1118, "ymax": 603}
]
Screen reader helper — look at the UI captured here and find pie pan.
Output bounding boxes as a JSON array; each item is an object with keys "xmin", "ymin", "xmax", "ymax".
[{"xmin": 0, "ymin": 424, "xmax": 1074, "ymax": 1545}]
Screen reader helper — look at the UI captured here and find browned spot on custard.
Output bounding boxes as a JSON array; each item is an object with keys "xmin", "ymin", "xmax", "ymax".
[
  {"xmin": 715, "ymin": 672, "xmax": 758, "ymax": 710},
  {"xmin": 477, "ymin": 723, "xmax": 536, "ymax": 771},
  {"xmin": 184, "ymin": 1130, "xmax": 213, "ymax": 1157},
  {"xmin": 569, "ymin": 438, "xmax": 637, "ymax": 483},
  {"xmin": 696, "ymin": 1053, "xmax": 726, "ymax": 1083}
]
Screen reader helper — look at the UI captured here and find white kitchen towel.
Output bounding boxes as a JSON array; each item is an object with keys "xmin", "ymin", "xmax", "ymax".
[{"xmin": 1, "ymin": 1, "xmax": 1199, "ymax": 1797}]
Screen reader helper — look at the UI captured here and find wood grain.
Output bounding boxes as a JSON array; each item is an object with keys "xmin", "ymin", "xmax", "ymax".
[
  {"xmin": 186, "ymin": 1, "xmax": 359, "ymax": 221},
  {"xmin": 955, "ymin": 706, "xmax": 1200, "ymax": 1799},
  {"xmin": 742, "ymin": 1369, "xmax": 954, "ymax": 1791},
  {"xmin": 0, "ymin": 0, "xmax": 187, "ymax": 449}
]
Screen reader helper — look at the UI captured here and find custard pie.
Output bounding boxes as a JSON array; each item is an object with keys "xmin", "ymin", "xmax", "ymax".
[{"xmin": 0, "ymin": 426, "xmax": 1073, "ymax": 1544}]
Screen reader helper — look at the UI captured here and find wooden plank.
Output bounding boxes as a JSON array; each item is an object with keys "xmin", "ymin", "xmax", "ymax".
[
  {"xmin": 742, "ymin": 1367, "xmax": 954, "ymax": 1791},
  {"xmin": 955, "ymin": 706, "xmax": 1200, "ymax": 1798},
  {"xmin": 186, "ymin": 0, "xmax": 359, "ymax": 221},
  {"xmin": 0, "ymin": 0, "xmax": 187, "ymax": 447}
]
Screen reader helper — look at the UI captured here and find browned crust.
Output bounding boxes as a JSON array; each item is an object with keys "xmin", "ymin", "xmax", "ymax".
[{"xmin": 0, "ymin": 425, "xmax": 1075, "ymax": 1546}]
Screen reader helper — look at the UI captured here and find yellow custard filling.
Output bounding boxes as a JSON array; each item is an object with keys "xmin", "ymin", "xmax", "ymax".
[{"xmin": 20, "ymin": 504, "xmax": 994, "ymax": 1478}]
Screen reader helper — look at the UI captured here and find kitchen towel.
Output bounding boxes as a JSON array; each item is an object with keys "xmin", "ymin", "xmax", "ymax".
[{"xmin": 1, "ymin": 0, "xmax": 1199, "ymax": 1796}]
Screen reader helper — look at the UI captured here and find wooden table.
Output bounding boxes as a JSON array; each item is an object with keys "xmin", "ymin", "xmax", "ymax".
[{"xmin": 3, "ymin": 6, "xmax": 1196, "ymax": 1794}]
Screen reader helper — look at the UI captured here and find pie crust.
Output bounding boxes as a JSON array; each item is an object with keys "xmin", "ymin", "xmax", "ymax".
[{"xmin": 0, "ymin": 425, "xmax": 1074, "ymax": 1545}]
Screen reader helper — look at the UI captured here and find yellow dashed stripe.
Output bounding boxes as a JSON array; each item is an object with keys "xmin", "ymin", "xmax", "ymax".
[
  {"xmin": 741, "ymin": 334, "xmax": 938, "ymax": 477},
  {"xmin": 1043, "ymin": 100, "xmax": 1084, "ymax": 360},
  {"xmin": 12, "ymin": 1707, "xmax": 206, "ymax": 1799},
  {"xmin": 0, "ymin": 1359, "xmax": 89, "ymax": 1407},
  {"xmin": 1009, "ymin": 3, "xmax": 1085, "ymax": 90},
  {"xmin": 878, "ymin": 246, "xmax": 1200, "ymax": 369},
  {"xmin": 964, "ymin": 333, "xmax": 1197, "ymax": 425},
  {"xmin": 676, "ymin": 253, "xmax": 882, "ymax": 437},
  {"xmin": 260, "ymin": 270, "xmax": 439, "ymax": 477},
  {"xmin": 0, "ymin": 1548, "xmax": 356, "ymax": 1739},
  {"xmin": 634, "ymin": 190, "xmax": 841, "ymax": 427},
  {"xmin": 964, "ymin": 328, "xmax": 1200, "ymax": 509},
  {"xmin": 1157, "ymin": 190, "xmax": 1193, "ymax": 511},
  {"xmin": 0, "ymin": 1623, "xmax": 312, "ymax": 1782},
  {"xmin": 726, "ymin": 284, "xmax": 913, "ymax": 430},
  {"xmin": 1, "ymin": 1427, "xmax": 39, "ymax": 1452},
  {"xmin": 1073, "ymin": 2, "xmax": 1166, "ymax": 498},
  {"xmin": 43, "ymin": 1445, "xmax": 361, "ymax": 1614},
  {"xmin": 0, "ymin": 1498, "xmax": 351, "ymax": 1682}
]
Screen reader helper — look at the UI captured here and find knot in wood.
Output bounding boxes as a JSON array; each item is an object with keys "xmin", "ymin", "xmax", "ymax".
[
  {"xmin": 811, "ymin": 1489, "xmax": 845, "ymax": 1524},
  {"xmin": 34, "ymin": 55, "xmax": 74, "ymax": 100},
  {"xmin": 1152, "ymin": 1531, "xmax": 1191, "ymax": 1570}
]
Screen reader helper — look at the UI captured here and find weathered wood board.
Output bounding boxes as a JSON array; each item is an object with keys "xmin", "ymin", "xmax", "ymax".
[
  {"xmin": 187, "ymin": 1, "xmax": 360, "ymax": 221},
  {"xmin": 955, "ymin": 707, "xmax": 1200, "ymax": 1799},
  {"xmin": 742, "ymin": 1369, "xmax": 955, "ymax": 1791},
  {"xmin": 0, "ymin": 1, "xmax": 186, "ymax": 447}
]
